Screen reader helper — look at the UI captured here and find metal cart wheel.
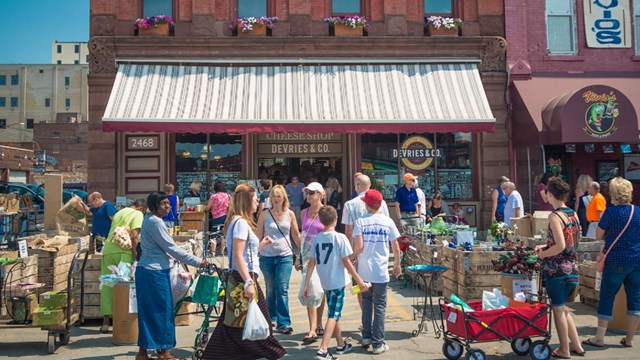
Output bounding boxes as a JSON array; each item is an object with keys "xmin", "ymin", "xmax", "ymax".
[
  {"xmin": 465, "ymin": 348, "xmax": 486, "ymax": 360},
  {"xmin": 529, "ymin": 340, "xmax": 551, "ymax": 360},
  {"xmin": 442, "ymin": 340, "xmax": 464, "ymax": 360},
  {"xmin": 59, "ymin": 331, "xmax": 70, "ymax": 345},
  {"xmin": 511, "ymin": 337, "xmax": 532, "ymax": 356},
  {"xmin": 47, "ymin": 332, "xmax": 56, "ymax": 354},
  {"xmin": 197, "ymin": 328, "xmax": 210, "ymax": 349}
]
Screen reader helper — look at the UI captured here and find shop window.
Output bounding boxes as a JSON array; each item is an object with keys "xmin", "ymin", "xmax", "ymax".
[
  {"xmin": 424, "ymin": 0, "xmax": 453, "ymax": 15},
  {"xmin": 0, "ymin": 75, "xmax": 5, "ymax": 85},
  {"xmin": 26, "ymin": 119, "xmax": 34, "ymax": 129},
  {"xmin": 238, "ymin": 0, "xmax": 268, "ymax": 17},
  {"xmin": 361, "ymin": 132, "xmax": 474, "ymax": 200},
  {"xmin": 10, "ymin": 97, "xmax": 18, "ymax": 107},
  {"xmin": 0, "ymin": 97, "xmax": 5, "ymax": 107},
  {"xmin": 174, "ymin": 133, "xmax": 243, "ymax": 200},
  {"xmin": 332, "ymin": 0, "xmax": 362, "ymax": 15},
  {"xmin": 45, "ymin": 98, "xmax": 51, "ymax": 107},
  {"xmin": 545, "ymin": 0, "xmax": 577, "ymax": 54},
  {"xmin": 143, "ymin": 0, "xmax": 173, "ymax": 17},
  {"xmin": 635, "ymin": 0, "xmax": 640, "ymax": 54},
  {"xmin": 0, "ymin": 119, "xmax": 5, "ymax": 129}
]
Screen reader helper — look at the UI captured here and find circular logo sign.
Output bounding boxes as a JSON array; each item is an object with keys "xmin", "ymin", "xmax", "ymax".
[
  {"xmin": 582, "ymin": 91, "xmax": 619, "ymax": 139},
  {"xmin": 396, "ymin": 136, "xmax": 440, "ymax": 170}
]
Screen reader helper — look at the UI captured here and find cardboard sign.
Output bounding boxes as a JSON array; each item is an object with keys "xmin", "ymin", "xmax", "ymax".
[
  {"xmin": 513, "ymin": 278, "xmax": 537, "ymax": 295},
  {"xmin": 18, "ymin": 240, "xmax": 28, "ymax": 258}
]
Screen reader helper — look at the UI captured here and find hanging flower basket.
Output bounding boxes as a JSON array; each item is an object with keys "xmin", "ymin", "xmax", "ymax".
[
  {"xmin": 425, "ymin": 16, "xmax": 462, "ymax": 36},
  {"xmin": 135, "ymin": 15, "xmax": 174, "ymax": 36},
  {"xmin": 230, "ymin": 17, "xmax": 278, "ymax": 36}
]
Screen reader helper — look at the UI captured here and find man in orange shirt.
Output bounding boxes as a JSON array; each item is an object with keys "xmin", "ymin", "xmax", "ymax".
[{"xmin": 586, "ymin": 181, "xmax": 606, "ymax": 238}]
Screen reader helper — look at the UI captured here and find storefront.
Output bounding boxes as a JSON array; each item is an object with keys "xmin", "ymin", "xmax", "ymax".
[{"xmin": 512, "ymin": 77, "xmax": 640, "ymax": 208}]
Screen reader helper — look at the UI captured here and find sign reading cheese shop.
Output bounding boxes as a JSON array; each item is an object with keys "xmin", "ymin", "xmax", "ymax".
[{"xmin": 393, "ymin": 136, "xmax": 441, "ymax": 170}]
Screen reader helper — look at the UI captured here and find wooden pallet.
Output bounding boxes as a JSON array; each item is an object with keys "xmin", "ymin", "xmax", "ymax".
[{"xmin": 73, "ymin": 255, "xmax": 102, "ymax": 320}]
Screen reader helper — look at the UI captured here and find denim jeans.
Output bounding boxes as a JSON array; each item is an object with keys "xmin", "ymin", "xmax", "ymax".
[
  {"xmin": 259, "ymin": 255, "xmax": 294, "ymax": 328},
  {"xmin": 598, "ymin": 264, "xmax": 640, "ymax": 320},
  {"xmin": 361, "ymin": 282, "xmax": 388, "ymax": 347}
]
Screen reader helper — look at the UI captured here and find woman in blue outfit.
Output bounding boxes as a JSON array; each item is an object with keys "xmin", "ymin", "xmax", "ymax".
[
  {"xmin": 491, "ymin": 176, "xmax": 509, "ymax": 222},
  {"xmin": 582, "ymin": 177, "xmax": 640, "ymax": 349},
  {"xmin": 534, "ymin": 177, "xmax": 585, "ymax": 359},
  {"xmin": 135, "ymin": 191, "xmax": 208, "ymax": 360},
  {"xmin": 161, "ymin": 183, "xmax": 179, "ymax": 229}
]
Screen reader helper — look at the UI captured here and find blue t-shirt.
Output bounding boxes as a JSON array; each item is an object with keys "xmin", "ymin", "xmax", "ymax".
[
  {"xmin": 495, "ymin": 186, "xmax": 508, "ymax": 221},
  {"xmin": 286, "ymin": 182, "xmax": 305, "ymax": 207},
  {"xmin": 395, "ymin": 186, "xmax": 419, "ymax": 212},
  {"xmin": 90, "ymin": 201, "xmax": 117, "ymax": 238},
  {"xmin": 598, "ymin": 204, "xmax": 640, "ymax": 267},
  {"xmin": 162, "ymin": 194, "xmax": 179, "ymax": 222}
]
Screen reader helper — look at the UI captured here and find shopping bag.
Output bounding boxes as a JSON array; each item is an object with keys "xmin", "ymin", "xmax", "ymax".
[
  {"xmin": 298, "ymin": 268, "xmax": 324, "ymax": 308},
  {"xmin": 242, "ymin": 299, "xmax": 270, "ymax": 341},
  {"xmin": 191, "ymin": 274, "xmax": 220, "ymax": 305},
  {"xmin": 170, "ymin": 263, "xmax": 192, "ymax": 306}
]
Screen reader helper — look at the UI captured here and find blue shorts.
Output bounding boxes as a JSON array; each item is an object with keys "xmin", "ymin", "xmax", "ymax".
[
  {"xmin": 325, "ymin": 287, "xmax": 345, "ymax": 320},
  {"xmin": 544, "ymin": 277, "xmax": 577, "ymax": 307}
]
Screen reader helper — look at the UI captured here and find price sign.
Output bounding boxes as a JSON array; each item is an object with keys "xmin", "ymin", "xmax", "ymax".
[
  {"xmin": 126, "ymin": 135, "xmax": 159, "ymax": 151},
  {"xmin": 18, "ymin": 240, "xmax": 28, "ymax": 258},
  {"xmin": 77, "ymin": 237, "xmax": 88, "ymax": 250}
]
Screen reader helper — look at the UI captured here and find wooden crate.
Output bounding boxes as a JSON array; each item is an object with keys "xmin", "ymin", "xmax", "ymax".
[
  {"xmin": 0, "ymin": 255, "xmax": 39, "ymax": 318},
  {"xmin": 440, "ymin": 246, "xmax": 507, "ymax": 301},
  {"xmin": 31, "ymin": 243, "xmax": 79, "ymax": 292},
  {"xmin": 73, "ymin": 254, "xmax": 102, "ymax": 319},
  {"xmin": 578, "ymin": 262, "xmax": 598, "ymax": 308}
]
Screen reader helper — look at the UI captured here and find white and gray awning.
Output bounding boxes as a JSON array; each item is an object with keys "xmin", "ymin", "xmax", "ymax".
[{"xmin": 102, "ymin": 62, "xmax": 495, "ymax": 133}]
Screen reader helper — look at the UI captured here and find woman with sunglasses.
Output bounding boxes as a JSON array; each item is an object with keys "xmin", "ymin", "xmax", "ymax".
[{"xmin": 297, "ymin": 182, "xmax": 327, "ymax": 344}]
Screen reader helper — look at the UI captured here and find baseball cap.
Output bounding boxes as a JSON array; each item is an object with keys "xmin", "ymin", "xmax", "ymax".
[
  {"xmin": 403, "ymin": 173, "xmax": 417, "ymax": 182},
  {"xmin": 361, "ymin": 189, "xmax": 383, "ymax": 208},
  {"xmin": 302, "ymin": 182, "xmax": 324, "ymax": 193}
]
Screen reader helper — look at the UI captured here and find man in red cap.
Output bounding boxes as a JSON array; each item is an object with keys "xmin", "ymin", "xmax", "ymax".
[
  {"xmin": 395, "ymin": 173, "xmax": 421, "ymax": 228},
  {"xmin": 352, "ymin": 189, "xmax": 401, "ymax": 355}
]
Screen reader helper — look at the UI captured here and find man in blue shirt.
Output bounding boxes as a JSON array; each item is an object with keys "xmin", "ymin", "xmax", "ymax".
[
  {"xmin": 395, "ymin": 173, "xmax": 421, "ymax": 228},
  {"xmin": 79, "ymin": 192, "xmax": 116, "ymax": 252},
  {"xmin": 285, "ymin": 175, "xmax": 305, "ymax": 227}
]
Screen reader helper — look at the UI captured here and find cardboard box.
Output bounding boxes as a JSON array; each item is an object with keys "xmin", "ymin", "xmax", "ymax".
[
  {"xmin": 532, "ymin": 211, "xmax": 552, "ymax": 236},
  {"xmin": 39, "ymin": 291, "xmax": 68, "ymax": 309},
  {"xmin": 510, "ymin": 215, "xmax": 533, "ymax": 237},
  {"xmin": 32, "ymin": 307, "xmax": 65, "ymax": 326}
]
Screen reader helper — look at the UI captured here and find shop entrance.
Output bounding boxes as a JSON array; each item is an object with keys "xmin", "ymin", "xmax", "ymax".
[{"xmin": 258, "ymin": 157, "xmax": 342, "ymax": 188}]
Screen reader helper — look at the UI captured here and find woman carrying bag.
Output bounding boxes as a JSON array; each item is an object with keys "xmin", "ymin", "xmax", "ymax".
[
  {"xmin": 256, "ymin": 185, "xmax": 302, "ymax": 335},
  {"xmin": 582, "ymin": 177, "xmax": 640, "ymax": 349},
  {"xmin": 203, "ymin": 184, "xmax": 286, "ymax": 360}
]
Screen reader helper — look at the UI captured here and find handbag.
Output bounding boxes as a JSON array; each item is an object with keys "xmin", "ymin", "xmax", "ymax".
[
  {"xmin": 112, "ymin": 210, "xmax": 139, "ymax": 250},
  {"xmin": 266, "ymin": 208, "xmax": 299, "ymax": 264},
  {"xmin": 596, "ymin": 205, "xmax": 634, "ymax": 272},
  {"xmin": 223, "ymin": 218, "xmax": 257, "ymax": 328}
]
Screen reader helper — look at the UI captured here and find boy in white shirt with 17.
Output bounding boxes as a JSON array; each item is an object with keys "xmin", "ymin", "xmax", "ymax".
[{"xmin": 304, "ymin": 206, "xmax": 369, "ymax": 360}]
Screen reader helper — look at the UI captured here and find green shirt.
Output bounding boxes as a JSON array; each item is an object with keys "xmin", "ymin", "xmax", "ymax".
[{"xmin": 102, "ymin": 207, "xmax": 144, "ymax": 255}]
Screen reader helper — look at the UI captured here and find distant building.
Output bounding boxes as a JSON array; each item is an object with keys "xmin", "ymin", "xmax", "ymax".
[
  {"xmin": 0, "ymin": 64, "xmax": 89, "ymax": 145},
  {"xmin": 52, "ymin": 40, "xmax": 89, "ymax": 65}
]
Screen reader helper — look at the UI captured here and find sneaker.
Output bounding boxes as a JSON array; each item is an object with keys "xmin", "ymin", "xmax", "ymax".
[
  {"xmin": 361, "ymin": 338, "xmax": 372, "ymax": 349},
  {"xmin": 335, "ymin": 343, "xmax": 353, "ymax": 355},
  {"xmin": 316, "ymin": 349, "xmax": 338, "ymax": 360},
  {"xmin": 372, "ymin": 343, "xmax": 389, "ymax": 355},
  {"xmin": 275, "ymin": 326, "xmax": 293, "ymax": 335}
]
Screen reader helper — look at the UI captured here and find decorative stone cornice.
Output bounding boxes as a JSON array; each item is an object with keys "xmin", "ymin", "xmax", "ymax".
[
  {"xmin": 88, "ymin": 37, "xmax": 116, "ymax": 74},
  {"xmin": 479, "ymin": 37, "xmax": 507, "ymax": 73}
]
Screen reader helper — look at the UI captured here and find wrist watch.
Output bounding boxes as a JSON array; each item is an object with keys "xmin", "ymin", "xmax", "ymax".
[{"xmin": 243, "ymin": 279, "xmax": 255, "ymax": 290}]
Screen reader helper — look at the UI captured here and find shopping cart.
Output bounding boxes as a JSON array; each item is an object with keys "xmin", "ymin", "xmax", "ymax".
[{"xmin": 438, "ymin": 294, "xmax": 552, "ymax": 360}]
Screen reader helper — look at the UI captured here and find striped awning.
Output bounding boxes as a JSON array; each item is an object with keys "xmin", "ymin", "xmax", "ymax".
[{"xmin": 102, "ymin": 62, "xmax": 495, "ymax": 133}]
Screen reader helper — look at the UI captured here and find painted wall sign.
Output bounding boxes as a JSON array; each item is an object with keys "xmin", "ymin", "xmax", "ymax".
[
  {"xmin": 584, "ymin": 0, "xmax": 631, "ymax": 48},
  {"xmin": 393, "ymin": 136, "xmax": 441, "ymax": 170},
  {"xmin": 582, "ymin": 90, "xmax": 620, "ymax": 138},
  {"xmin": 257, "ymin": 133, "xmax": 343, "ymax": 156},
  {"xmin": 258, "ymin": 133, "xmax": 342, "ymax": 141}
]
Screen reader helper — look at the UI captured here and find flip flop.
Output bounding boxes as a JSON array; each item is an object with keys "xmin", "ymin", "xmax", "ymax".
[
  {"xmin": 570, "ymin": 348, "xmax": 586, "ymax": 357},
  {"xmin": 582, "ymin": 338, "xmax": 604, "ymax": 348},
  {"xmin": 316, "ymin": 327, "xmax": 325, "ymax": 336},
  {"xmin": 99, "ymin": 325, "xmax": 110, "ymax": 334},
  {"xmin": 551, "ymin": 349, "xmax": 571, "ymax": 359},
  {"xmin": 621, "ymin": 338, "xmax": 633, "ymax": 348},
  {"xmin": 302, "ymin": 334, "xmax": 318, "ymax": 344}
]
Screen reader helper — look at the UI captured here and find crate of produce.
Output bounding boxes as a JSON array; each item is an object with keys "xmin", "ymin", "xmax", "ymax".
[{"xmin": 30, "ymin": 242, "xmax": 79, "ymax": 292}]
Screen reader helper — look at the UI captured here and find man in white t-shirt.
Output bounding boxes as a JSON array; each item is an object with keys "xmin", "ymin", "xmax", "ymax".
[
  {"xmin": 352, "ymin": 189, "xmax": 401, "ymax": 355},
  {"xmin": 342, "ymin": 174, "xmax": 389, "ymax": 245},
  {"xmin": 304, "ymin": 206, "xmax": 367, "ymax": 360},
  {"xmin": 502, "ymin": 182, "xmax": 523, "ymax": 227}
]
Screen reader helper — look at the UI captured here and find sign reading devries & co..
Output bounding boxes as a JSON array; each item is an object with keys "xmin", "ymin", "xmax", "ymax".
[
  {"xmin": 393, "ymin": 136, "xmax": 441, "ymax": 171},
  {"xmin": 584, "ymin": 0, "xmax": 631, "ymax": 48},
  {"xmin": 257, "ymin": 133, "xmax": 343, "ymax": 156}
]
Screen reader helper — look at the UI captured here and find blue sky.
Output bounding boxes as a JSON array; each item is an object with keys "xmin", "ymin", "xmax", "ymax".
[{"xmin": 0, "ymin": 0, "xmax": 89, "ymax": 64}]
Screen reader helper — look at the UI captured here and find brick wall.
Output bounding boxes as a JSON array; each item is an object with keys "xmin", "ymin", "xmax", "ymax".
[{"xmin": 33, "ymin": 123, "xmax": 88, "ymax": 180}]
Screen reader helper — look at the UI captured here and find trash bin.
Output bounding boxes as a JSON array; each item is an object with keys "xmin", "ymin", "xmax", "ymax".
[{"xmin": 112, "ymin": 282, "xmax": 138, "ymax": 345}]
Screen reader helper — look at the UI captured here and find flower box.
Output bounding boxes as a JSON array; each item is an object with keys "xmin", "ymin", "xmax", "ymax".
[
  {"xmin": 333, "ymin": 23, "xmax": 364, "ymax": 37},
  {"xmin": 425, "ymin": 16, "xmax": 462, "ymax": 37},
  {"xmin": 427, "ymin": 23, "xmax": 459, "ymax": 36},
  {"xmin": 138, "ymin": 22, "xmax": 170, "ymax": 36},
  {"xmin": 230, "ymin": 17, "xmax": 277, "ymax": 36},
  {"xmin": 238, "ymin": 22, "xmax": 267, "ymax": 36}
]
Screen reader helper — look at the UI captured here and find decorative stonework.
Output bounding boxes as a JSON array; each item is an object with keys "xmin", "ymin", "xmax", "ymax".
[
  {"xmin": 479, "ymin": 37, "xmax": 507, "ymax": 73},
  {"xmin": 88, "ymin": 37, "xmax": 116, "ymax": 74},
  {"xmin": 90, "ymin": 15, "xmax": 116, "ymax": 36}
]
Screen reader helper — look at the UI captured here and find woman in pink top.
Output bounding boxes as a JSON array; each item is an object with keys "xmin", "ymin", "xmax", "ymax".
[
  {"xmin": 206, "ymin": 181, "xmax": 231, "ymax": 228},
  {"xmin": 297, "ymin": 182, "xmax": 327, "ymax": 343}
]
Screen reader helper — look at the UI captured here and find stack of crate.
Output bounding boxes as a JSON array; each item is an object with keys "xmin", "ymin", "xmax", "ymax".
[
  {"xmin": 442, "ymin": 245, "xmax": 506, "ymax": 301},
  {"xmin": 73, "ymin": 254, "xmax": 102, "ymax": 319},
  {"xmin": 0, "ymin": 253, "xmax": 39, "ymax": 319},
  {"xmin": 578, "ymin": 262, "xmax": 598, "ymax": 308},
  {"xmin": 30, "ymin": 242, "xmax": 79, "ymax": 293}
]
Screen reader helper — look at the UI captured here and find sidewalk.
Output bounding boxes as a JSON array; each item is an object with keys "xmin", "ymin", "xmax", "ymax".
[{"xmin": 0, "ymin": 258, "xmax": 637, "ymax": 359}]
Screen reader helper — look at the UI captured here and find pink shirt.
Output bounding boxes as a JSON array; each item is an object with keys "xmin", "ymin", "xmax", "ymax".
[
  {"xmin": 300, "ymin": 207, "xmax": 324, "ymax": 264},
  {"xmin": 210, "ymin": 192, "xmax": 230, "ymax": 219}
]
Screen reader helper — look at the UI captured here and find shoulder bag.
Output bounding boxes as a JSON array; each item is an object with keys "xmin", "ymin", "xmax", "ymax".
[
  {"xmin": 596, "ymin": 205, "xmax": 634, "ymax": 272},
  {"xmin": 267, "ymin": 208, "xmax": 298, "ymax": 264},
  {"xmin": 112, "ymin": 210, "xmax": 139, "ymax": 250}
]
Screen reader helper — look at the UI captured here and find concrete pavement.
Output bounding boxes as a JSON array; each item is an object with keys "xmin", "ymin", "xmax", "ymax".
[{"xmin": 0, "ymin": 256, "xmax": 637, "ymax": 359}]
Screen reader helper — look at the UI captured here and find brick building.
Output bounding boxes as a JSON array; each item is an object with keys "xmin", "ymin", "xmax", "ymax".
[
  {"xmin": 89, "ymin": 0, "xmax": 509, "ymax": 228},
  {"xmin": 506, "ymin": 0, "xmax": 640, "ymax": 210}
]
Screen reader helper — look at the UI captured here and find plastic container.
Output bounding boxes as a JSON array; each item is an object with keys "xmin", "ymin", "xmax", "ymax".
[
  {"xmin": 112, "ymin": 282, "xmax": 138, "ymax": 345},
  {"xmin": 351, "ymin": 282, "xmax": 371, "ymax": 295}
]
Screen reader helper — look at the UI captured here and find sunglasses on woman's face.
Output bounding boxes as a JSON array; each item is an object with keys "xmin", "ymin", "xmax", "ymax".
[{"xmin": 307, "ymin": 191, "xmax": 317, "ymax": 195}]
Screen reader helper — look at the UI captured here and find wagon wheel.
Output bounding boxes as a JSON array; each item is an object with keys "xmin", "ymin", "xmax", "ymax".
[
  {"xmin": 59, "ymin": 331, "xmax": 71, "ymax": 345},
  {"xmin": 465, "ymin": 348, "xmax": 486, "ymax": 360},
  {"xmin": 529, "ymin": 340, "xmax": 551, "ymax": 360},
  {"xmin": 47, "ymin": 332, "xmax": 57, "ymax": 354},
  {"xmin": 197, "ymin": 328, "xmax": 210, "ymax": 349},
  {"xmin": 442, "ymin": 340, "xmax": 464, "ymax": 360},
  {"xmin": 192, "ymin": 348, "xmax": 203, "ymax": 360},
  {"xmin": 511, "ymin": 337, "xmax": 532, "ymax": 356}
]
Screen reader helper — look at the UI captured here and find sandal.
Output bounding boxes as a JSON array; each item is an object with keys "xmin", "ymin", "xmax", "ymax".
[
  {"xmin": 582, "ymin": 338, "xmax": 604, "ymax": 348},
  {"xmin": 570, "ymin": 348, "xmax": 586, "ymax": 357},
  {"xmin": 99, "ymin": 325, "xmax": 109, "ymax": 334},
  {"xmin": 621, "ymin": 338, "xmax": 633, "ymax": 348},
  {"xmin": 302, "ymin": 334, "xmax": 318, "ymax": 344},
  {"xmin": 135, "ymin": 354, "xmax": 151, "ymax": 360},
  {"xmin": 550, "ymin": 349, "xmax": 571, "ymax": 359},
  {"xmin": 316, "ymin": 327, "xmax": 325, "ymax": 336}
]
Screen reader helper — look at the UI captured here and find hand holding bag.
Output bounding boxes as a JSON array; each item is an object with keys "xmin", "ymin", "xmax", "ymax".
[
  {"xmin": 112, "ymin": 210, "xmax": 139, "ymax": 250},
  {"xmin": 242, "ymin": 299, "xmax": 270, "ymax": 341},
  {"xmin": 596, "ymin": 205, "xmax": 634, "ymax": 272}
]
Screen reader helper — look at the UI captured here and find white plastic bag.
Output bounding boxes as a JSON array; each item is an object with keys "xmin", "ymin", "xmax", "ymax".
[
  {"xmin": 482, "ymin": 288, "xmax": 509, "ymax": 310},
  {"xmin": 298, "ymin": 268, "xmax": 324, "ymax": 308},
  {"xmin": 242, "ymin": 300, "xmax": 270, "ymax": 341},
  {"xmin": 170, "ymin": 264, "xmax": 191, "ymax": 306}
]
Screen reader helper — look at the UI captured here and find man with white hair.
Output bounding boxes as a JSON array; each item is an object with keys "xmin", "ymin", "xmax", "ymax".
[
  {"xmin": 502, "ymin": 182, "xmax": 523, "ymax": 228},
  {"xmin": 586, "ymin": 181, "xmax": 606, "ymax": 238},
  {"xmin": 342, "ymin": 174, "xmax": 389, "ymax": 243}
]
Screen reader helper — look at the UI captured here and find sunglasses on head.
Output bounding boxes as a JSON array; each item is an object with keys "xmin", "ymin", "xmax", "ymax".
[{"xmin": 307, "ymin": 190, "xmax": 317, "ymax": 195}]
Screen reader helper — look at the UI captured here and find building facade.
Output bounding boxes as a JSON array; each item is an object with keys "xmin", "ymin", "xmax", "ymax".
[
  {"xmin": 506, "ymin": 0, "xmax": 640, "ymax": 210},
  {"xmin": 52, "ymin": 40, "xmax": 90, "ymax": 65},
  {"xmin": 89, "ymin": 0, "xmax": 509, "ymax": 229}
]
